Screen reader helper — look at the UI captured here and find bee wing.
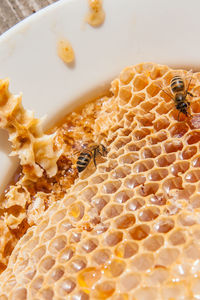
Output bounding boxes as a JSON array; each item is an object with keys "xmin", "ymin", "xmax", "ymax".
[{"xmin": 155, "ymin": 82, "xmax": 174, "ymax": 100}]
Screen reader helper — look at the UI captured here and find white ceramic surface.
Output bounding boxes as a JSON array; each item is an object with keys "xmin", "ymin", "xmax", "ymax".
[{"xmin": 0, "ymin": 0, "xmax": 200, "ymax": 192}]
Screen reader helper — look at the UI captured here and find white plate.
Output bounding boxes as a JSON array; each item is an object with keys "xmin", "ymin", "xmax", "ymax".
[{"xmin": 0, "ymin": 0, "xmax": 200, "ymax": 192}]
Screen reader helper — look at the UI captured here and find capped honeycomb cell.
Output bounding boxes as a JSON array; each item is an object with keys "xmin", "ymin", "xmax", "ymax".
[{"xmin": 2, "ymin": 63, "xmax": 200, "ymax": 299}]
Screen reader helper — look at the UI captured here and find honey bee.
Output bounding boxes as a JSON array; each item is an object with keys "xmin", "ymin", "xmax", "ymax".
[
  {"xmin": 76, "ymin": 144, "xmax": 107, "ymax": 173},
  {"xmin": 162, "ymin": 75, "xmax": 194, "ymax": 120}
]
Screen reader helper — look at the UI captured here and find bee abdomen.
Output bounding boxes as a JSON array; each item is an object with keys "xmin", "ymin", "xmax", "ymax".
[
  {"xmin": 171, "ymin": 76, "xmax": 185, "ymax": 93},
  {"xmin": 77, "ymin": 152, "xmax": 91, "ymax": 172}
]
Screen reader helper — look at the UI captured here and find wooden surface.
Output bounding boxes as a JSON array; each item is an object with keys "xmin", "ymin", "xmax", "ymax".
[{"xmin": 0, "ymin": 0, "xmax": 59, "ymax": 34}]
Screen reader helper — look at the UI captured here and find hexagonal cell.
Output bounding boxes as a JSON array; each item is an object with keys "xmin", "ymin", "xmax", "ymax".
[
  {"xmin": 31, "ymin": 245, "xmax": 46, "ymax": 263},
  {"xmin": 90, "ymin": 174, "xmax": 108, "ymax": 184},
  {"xmin": 169, "ymin": 229, "xmax": 186, "ymax": 246},
  {"xmin": 138, "ymin": 183, "xmax": 159, "ymax": 197},
  {"xmin": 138, "ymin": 207, "xmax": 160, "ymax": 222},
  {"xmin": 10, "ymin": 288, "xmax": 27, "ymax": 300},
  {"xmin": 91, "ymin": 195, "xmax": 109, "ymax": 213},
  {"xmin": 115, "ymin": 241, "xmax": 138, "ymax": 259},
  {"xmin": 162, "ymin": 177, "xmax": 183, "ymax": 193},
  {"xmin": 127, "ymin": 140, "xmax": 146, "ymax": 152},
  {"xmin": 131, "ymin": 253, "xmax": 154, "ymax": 271},
  {"xmin": 192, "ymin": 155, "xmax": 200, "ymax": 167},
  {"xmin": 48, "ymin": 266, "xmax": 65, "ymax": 283},
  {"xmin": 141, "ymin": 100, "xmax": 158, "ymax": 113},
  {"xmin": 40, "ymin": 288, "xmax": 54, "ymax": 300},
  {"xmin": 78, "ymin": 267, "xmax": 101, "ymax": 289},
  {"xmin": 130, "ymin": 93, "xmax": 146, "ymax": 108},
  {"xmin": 58, "ymin": 219, "xmax": 73, "ymax": 234},
  {"xmin": 170, "ymin": 161, "xmax": 189, "ymax": 176},
  {"xmin": 190, "ymin": 194, "xmax": 200, "ymax": 208},
  {"xmin": 156, "ymin": 248, "xmax": 180, "ymax": 267},
  {"xmin": 105, "ymin": 231, "xmax": 123, "ymax": 247},
  {"xmin": 30, "ymin": 276, "xmax": 44, "ymax": 296},
  {"xmin": 185, "ymin": 170, "xmax": 200, "ymax": 183},
  {"xmin": 111, "ymin": 165, "xmax": 131, "ymax": 179},
  {"xmin": 148, "ymin": 168, "xmax": 168, "ymax": 181},
  {"xmin": 48, "ymin": 235, "xmax": 67, "ymax": 254},
  {"xmin": 119, "ymin": 85, "xmax": 132, "ymax": 103},
  {"xmin": 114, "ymin": 190, "xmax": 134, "ymax": 204},
  {"xmin": 178, "ymin": 213, "xmax": 196, "ymax": 226},
  {"xmin": 39, "ymin": 256, "xmax": 55, "ymax": 273},
  {"xmin": 104, "ymin": 259, "xmax": 126, "ymax": 278},
  {"xmin": 154, "ymin": 218, "xmax": 174, "ymax": 233},
  {"xmin": 114, "ymin": 214, "xmax": 136, "ymax": 229},
  {"xmin": 180, "ymin": 145, "xmax": 197, "ymax": 160},
  {"xmin": 150, "ymin": 65, "xmax": 168, "ymax": 80},
  {"xmin": 136, "ymin": 113, "xmax": 155, "ymax": 127},
  {"xmin": 92, "ymin": 249, "xmax": 111, "ymax": 265},
  {"xmin": 71, "ymin": 290, "xmax": 89, "ymax": 300},
  {"xmin": 149, "ymin": 193, "xmax": 167, "ymax": 206},
  {"xmin": 51, "ymin": 209, "xmax": 67, "ymax": 224},
  {"xmin": 146, "ymin": 267, "xmax": 169, "ymax": 285},
  {"xmin": 169, "ymin": 122, "xmax": 189, "ymax": 138},
  {"xmin": 133, "ymin": 159, "xmax": 154, "ymax": 173},
  {"xmin": 129, "ymin": 224, "xmax": 150, "ymax": 241},
  {"xmin": 57, "ymin": 277, "xmax": 76, "ymax": 296},
  {"xmin": 164, "ymin": 140, "xmax": 183, "ymax": 153},
  {"xmin": 68, "ymin": 231, "xmax": 81, "ymax": 244},
  {"xmin": 156, "ymin": 102, "xmax": 172, "ymax": 115},
  {"xmin": 186, "ymin": 131, "xmax": 200, "ymax": 145},
  {"xmin": 68, "ymin": 202, "xmax": 85, "ymax": 221},
  {"xmin": 119, "ymin": 153, "xmax": 139, "ymax": 165},
  {"xmin": 80, "ymin": 186, "xmax": 98, "ymax": 202},
  {"xmin": 92, "ymin": 281, "xmax": 116, "ymax": 298},
  {"xmin": 141, "ymin": 145, "xmax": 161, "ymax": 159},
  {"xmin": 132, "ymin": 128, "xmax": 151, "ymax": 140},
  {"xmin": 148, "ymin": 131, "xmax": 168, "ymax": 145},
  {"xmin": 103, "ymin": 204, "xmax": 123, "ymax": 219},
  {"xmin": 119, "ymin": 273, "xmax": 141, "ymax": 292},
  {"xmin": 101, "ymin": 180, "xmax": 121, "ymax": 194},
  {"xmin": 153, "ymin": 116, "xmax": 170, "ymax": 132},
  {"xmin": 133, "ymin": 287, "xmax": 158, "ymax": 300},
  {"xmin": 120, "ymin": 66, "xmax": 135, "ymax": 84},
  {"xmin": 146, "ymin": 82, "xmax": 161, "ymax": 97},
  {"xmin": 113, "ymin": 137, "xmax": 132, "ymax": 150},
  {"xmin": 156, "ymin": 153, "xmax": 176, "ymax": 167},
  {"xmin": 161, "ymin": 282, "xmax": 187, "ymax": 300},
  {"xmin": 67, "ymin": 257, "xmax": 87, "ymax": 273},
  {"xmin": 143, "ymin": 234, "xmax": 164, "ymax": 252},
  {"xmin": 81, "ymin": 238, "xmax": 98, "ymax": 253},
  {"xmin": 126, "ymin": 198, "xmax": 145, "ymax": 211},
  {"xmin": 124, "ymin": 174, "xmax": 146, "ymax": 189},
  {"xmin": 133, "ymin": 74, "xmax": 149, "ymax": 91}
]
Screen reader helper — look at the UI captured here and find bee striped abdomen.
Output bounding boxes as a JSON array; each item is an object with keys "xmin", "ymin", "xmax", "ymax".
[
  {"xmin": 77, "ymin": 152, "xmax": 92, "ymax": 172},
  {"xmin": 171, "ymin": 76, "xmax": 185, "ymax": 93}
]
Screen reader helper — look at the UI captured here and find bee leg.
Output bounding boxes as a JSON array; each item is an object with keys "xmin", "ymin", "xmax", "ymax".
[
  {"xmin": 93, "ymin": 149, "xmax": 97, "ymax": 168},
  {"xmin": 177, "ymin": 111, "xmax": 181, "ymax": 121}
]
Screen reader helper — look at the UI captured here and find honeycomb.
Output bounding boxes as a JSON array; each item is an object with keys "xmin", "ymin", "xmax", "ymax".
[{"xmin": 1, "ymin": 63, "xmax": 200, "ymax": 299}]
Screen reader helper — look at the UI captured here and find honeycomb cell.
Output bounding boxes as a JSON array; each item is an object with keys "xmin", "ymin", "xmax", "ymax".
[
  {"xmin": 80, "ymin": 186, "xmax": 98, "ymax": 202},
  {"xmin": 91, "ymin": 196, "xmax": 109, "ymax": 212},
  {"xmin": 41, "ymin": 227, "xmax": 56, "ymax": 243},
  {"xmin": 51, "ymin": 209, "xmax": 67, "ymax": 224},
  {"xmin": 68, "ymin": 202, "xmax": 85, "ymax": 221},
  {"xmin": 132, "ymin": 128, "xmax": 151, "ymax": 140},
  {"xmin": 146, "ymin": 82, "xmax": 161, "ymax": 97},
  {"xmin": 119, "ymin": 85, "xmax": 132, "ymax": 103},
  {"xmin": 181, "ymin": 146, "xmax": 197, "ymax": 160},
  {"xmin": 39, "ymin": 256, "xmax": 55, "ymax": 273},
  {"xmin": 153, "ymin": 116, "xmax": 170, "ymax": 131},
  {"xmin": 161, "ymin": 283, "xmax": 187, "ymax": 300},
  {"xmin": 133, "ymin": 159, "xmax": 154, "ymax": 173},
  {"xmin": 119, "ymin": 273, "xmax": 141, "ymax": 292},
  {"xmin": 148, "ymin": 168, "xmax": 168, "ymax": 181},
  {"xmin": 11, "ymin": 288, "xmax": 27, "ymax": 300},
  {"xmin": 131, "ymin": 253, "xmax": 154, "ymax": 271},
  {"xmin": 139, "ymin": 183, "xmax": 159, "ymax": 197},
  {"xmin": 30, "ymin": 276, "xmax": 44, "ymax": 295},
  {"xmin": 141, "ymin": 146, "xmax": 161, "ymax": 159},
  {"xmin": 129, "ymin": 224, "xmax": 150, "ymax": 240},
  {"xmin": 111, "ymin": 165, "xmax": 131, "ymax": 179},
  {"xmin": 58, "ymin": 219, "xmax": 73, "ymax": 234},
  {"xmin": 185, "ymin": 170, "xmax": 200, "ymax": 183},
  {"xmin": 164, "ymin": 140, "xmax": 183, "ymax": 153},
  {"xmin": 104, "ymin": 259, "xmax": 126, "ymax": 277},
  {"xmin": 115, "ymin": 213, "xmax": 135, "ymax": 229},
  {"xmin": 169, "ymin": 229, "xmax": 186, "ymax": 246},
  {"xmin": 143, "ymin": 234, "xmax": 164, "ymax": 251},
  {"xmin": 156, "ymin": 153, "xmax": 176, "ymax": 167},
  {"xmin": 71, "ymin": 290, "xmax": 89, "ymax": 300},
  {"xmin": 162, "ymin": 177, "xmax": 183, "ymax": 193},
  {"xmin": 115, "ymin": 241, "xmax": 138, "ymax": 258},
  {"xmin": 67, "ymin": 257, "xmax": 87, "ymax": 273},
  {"xmin": 81, "ymin": 238, "xmax": 98, "ymax": 253},
  {"xmin": 104, "ymin": 204, "xmax": 123, "ymax": 218},
  {"xmin": 186, "ymin": 131, "xmax": 200, "ymax": 145},
  {"xmin": 133, "ymin": 74, "xmax": 149, "ymax": 91},
  {"xmin": 119, "ymin": 153, "xmax": 139, "ymax": 164},
  {"xmin": 93, "ymin": 281, "xmax": 116, "ymax": 298},
  {"xmin": 133, "ymin": 287, "xmax": 158, "ymax": 300},
  {"xmin": 137, "ymin": 113, "xmax": 155, "ymax": 127},
  {"xmin": 170, "ymin": 161, "xmax": 189, "ymax": 176},
  {"xmin": 169, "ymin": 122, "xmax": 189, "ymax": 138},
  {"xmin": 146, "ymin": 267, "xmax": 169, "ymax": 285},
  {"xmin": 48, "ymin": 266, "xmax": 64, "ymax": 283},
  {"xmin": 101, "ymin": 180, "xmax": 121, "ymax": 194},
  {"xmin": 178, "ymin": 213, "xmax": 196, "ymax": 226},
  {"xmin": 40, "ymin": 288, "xmax": 54, "ymax": 300},
  {"xmin": 114, "ymin": 190, "xmax": 134, "ymax": 204},
  {"xmin": 156, "ymin": 248, "xmax": 180, "ymax": 266},
  {"xmin": 105, "ymin": 231, "xmax": 123, "ymax": 246},
  {"xmin": 149, "ymin": 193, "xmax": 167, "ymax": 206},
  {"xmin": 184, "ymin": 242, "xmax": 200, "ymax": 260},
  {"xmin": 90, "ymin": 174, "xmax": 108, "ymax": 184},
  {"xmin": 124, "ymin": 174, "xmax": 146, "ymax": 189},
  {"xmin": 120, "ymin": 66, "xmax": 135, "ymax": 84},
  {"xmin": 58, "ymin": 277, "xmax": 76, "ymax": 296},
  {"xmin": 126, "ymin": 197, "xmax": 145, "ymax": 211},
  {"xmin": 78, "ymin": 267, "xmax": 101, "ymax": 289},
  {"xmin": 154, "ymin": 218, "xmax": 174, "ymax": 233},
  {"xmin": 48, "ymin": 235, "xmax": 67, "ymax": 254},
  {"xmin": 138, "ymin": 207, "xmax": 160, "ymax": 222},
  {"xmin": 92, "ymin": 249, "xmax": 111, "ymax": 265},
  {"xmin": 148, "ymin": 131, "xmax": 168, "ymax": 145}
]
